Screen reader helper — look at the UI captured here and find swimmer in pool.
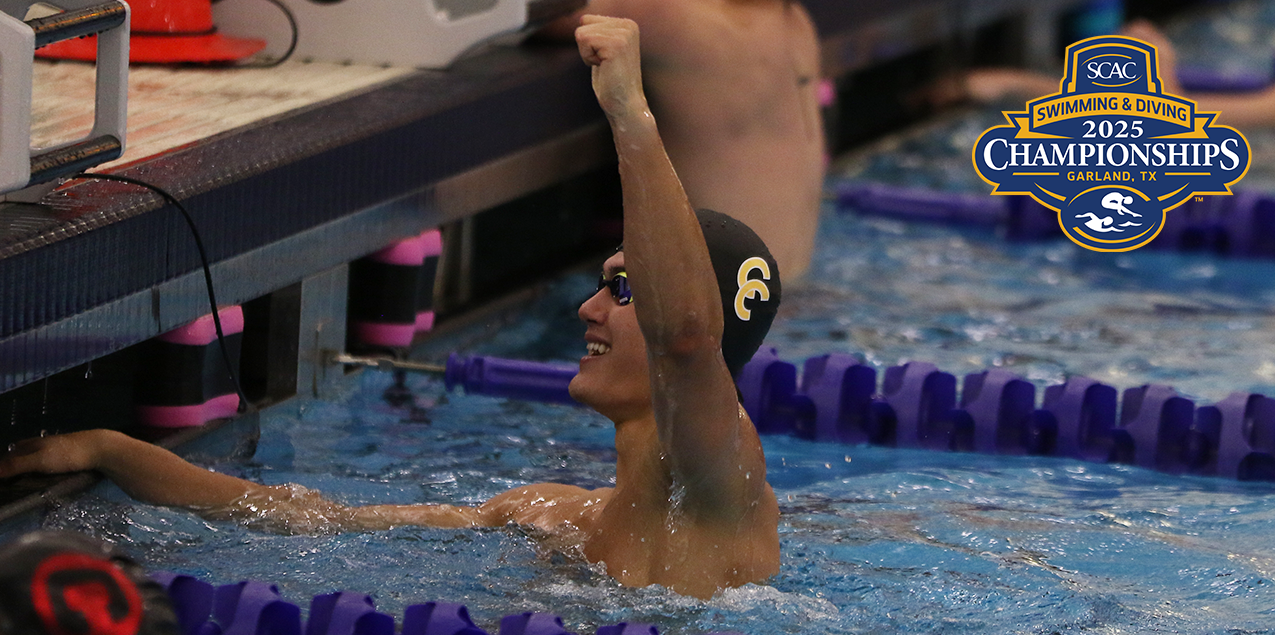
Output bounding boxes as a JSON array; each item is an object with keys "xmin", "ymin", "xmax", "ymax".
[
  {"xmin": 542, "ymin": 0, "xmax": 825, "ymax": 279},
  {"xmin": 0, "ymin": 16, "xmax": 781, "ymax": 600}
]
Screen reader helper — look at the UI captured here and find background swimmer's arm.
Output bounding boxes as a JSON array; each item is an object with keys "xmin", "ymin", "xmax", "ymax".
[
  {"xmin": 0, "ymin": 429, "xmax": 261, "ymax": 508},
  {"xmin": 579, "ymin": 17, "xmax": 759, "ymax": 505}
]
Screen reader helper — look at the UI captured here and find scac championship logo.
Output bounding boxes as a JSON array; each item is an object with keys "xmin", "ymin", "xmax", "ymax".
[{"xmin": 973, "ymin": 35, "xmax": 1251, "ymax": 252}]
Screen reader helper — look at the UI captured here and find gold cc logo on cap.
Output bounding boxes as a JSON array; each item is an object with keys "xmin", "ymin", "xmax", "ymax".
[{"xmin": 734, "ymin": 257, "xmax": 772, "ymax": 321}]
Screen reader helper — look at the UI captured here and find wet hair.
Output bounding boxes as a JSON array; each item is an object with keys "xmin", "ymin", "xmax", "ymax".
[{"xmin": 0, "ymin": 531, "xmax": 178, "ymax": 635}]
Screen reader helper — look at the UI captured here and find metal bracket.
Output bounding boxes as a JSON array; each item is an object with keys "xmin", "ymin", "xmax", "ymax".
[{"xmin": 0, "ymin": 0, "xmax": 129, "ymax": 201}]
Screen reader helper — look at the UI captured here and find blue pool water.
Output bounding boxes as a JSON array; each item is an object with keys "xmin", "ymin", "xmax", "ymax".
[
  {"xmin": 20, "ymin": 5, "xmax": 1275, "ymax": 631},
  {"xmin": 1168, "ymin": 0, "xmax": 1275, "ymax": 86},
  {"xmin": 24, "ymin": 199, "xmax": 1275, "ymax": 634}
]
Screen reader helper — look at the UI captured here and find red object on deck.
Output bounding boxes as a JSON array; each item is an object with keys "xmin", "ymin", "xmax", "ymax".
[{"xmin": 36, "ymin": 0, "xmax": 265, "ymax": 64}]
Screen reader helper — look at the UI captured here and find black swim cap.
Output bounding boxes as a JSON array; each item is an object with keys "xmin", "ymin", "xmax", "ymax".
[
  {"xmin": 694, "ymin": 209, "xmax": 781, "ymax": 378},
  {"xmin": 0, "ymin": 531, "xmax": 179, "ymax": 635}
]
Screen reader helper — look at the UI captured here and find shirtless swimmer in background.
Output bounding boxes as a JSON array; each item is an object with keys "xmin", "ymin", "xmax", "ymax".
[{"xmin": 546, "ymin": 0, "xmax": 826, "ymax": 279}]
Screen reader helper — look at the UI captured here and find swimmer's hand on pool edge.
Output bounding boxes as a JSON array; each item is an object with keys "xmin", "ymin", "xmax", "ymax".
[
  {"xmin": 0, "ymin": 430, "xmax": 596, "ymax": 535},
  {"xmin": 0, "ymin": 430, "xmax": 261, "ymax": 509},
  {"xmin": 0, "ymin": 430, "xmax": 471, "ymax": 530}
]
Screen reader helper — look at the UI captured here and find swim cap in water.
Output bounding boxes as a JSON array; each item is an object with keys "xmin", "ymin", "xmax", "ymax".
[
  {"xmin": 0, "ymin": 531, "xmax": 178, "ymax": 635},
  {"xmin": 694, "ymin": 209, "xmax": 781, "ymax": 378}
]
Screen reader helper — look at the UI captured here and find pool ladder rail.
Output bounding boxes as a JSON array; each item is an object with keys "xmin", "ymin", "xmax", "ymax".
[
  {"xmin": 154, "ymin": 573, "xmax": 736, "ymax": 635},
  {"xmin": 0, "ymin": 0, "xmax": 129, "ymax": 202}
]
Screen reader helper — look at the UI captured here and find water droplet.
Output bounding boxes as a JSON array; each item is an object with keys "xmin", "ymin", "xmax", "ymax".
[
  {"xmin": 84, "ymin": 360, "xmax": 93, "ymax": 380},
  {"xmin": 39, "ymin": 429, "xmax": 47, "ymax": 438}
]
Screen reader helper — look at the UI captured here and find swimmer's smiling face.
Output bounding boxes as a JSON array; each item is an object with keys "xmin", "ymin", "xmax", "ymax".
[{"xmin": 568, "ymin": 251, "xmax": 653, "ymax": 421}]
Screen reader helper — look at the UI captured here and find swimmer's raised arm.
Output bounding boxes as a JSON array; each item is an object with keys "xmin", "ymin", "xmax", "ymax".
[{"xmin": 577, "ymin": 16, "xmax": 763, "ymax": 504}]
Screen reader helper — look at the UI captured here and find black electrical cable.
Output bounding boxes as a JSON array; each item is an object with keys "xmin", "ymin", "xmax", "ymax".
[
  {"xmin": 234, "ymin": 0, "xmax": 299, "ymax": 69},
  {"xmin": 68, "ymin": 172, "xmax": 251, "ymax": 415}
]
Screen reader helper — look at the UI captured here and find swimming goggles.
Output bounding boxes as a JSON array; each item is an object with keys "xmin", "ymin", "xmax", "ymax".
[{"xmin": 597, "ymin": 271, "xmax": 633, "ymax": 306}]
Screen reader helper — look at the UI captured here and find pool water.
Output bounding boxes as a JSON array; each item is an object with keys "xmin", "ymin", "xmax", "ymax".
[
  {"xmin": 20, "ymin": 5, "xmax": 1275, "ymax": 631},
  {"xmin": 776, "ymin": 212, "xmax": 1275, "ymax": 405},
  {"xmin": 837, "ymin": 108, "xmax": 1275, "ymax": 196},
  {"xmin": 1168, "ymin": 0, "xmax": 1275, "ymax": 86},
  {"xmin": 24, "ymin": 197, "xmax": 1275, "ymax": 634}
]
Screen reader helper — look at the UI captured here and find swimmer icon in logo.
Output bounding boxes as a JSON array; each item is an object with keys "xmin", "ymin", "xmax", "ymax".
[
  {"xmin": 1064, "ymin": 186, "xmax": 1158, "ymax": 249},
  {"xmin": 1074, "ymin": 191, "xmax": 1146, "ymax": 234}
]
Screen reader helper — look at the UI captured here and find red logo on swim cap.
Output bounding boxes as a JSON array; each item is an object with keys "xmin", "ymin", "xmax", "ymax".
[{"xmin": 31, "ymin": 553, "xmax": 143, "ymax": 635}]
